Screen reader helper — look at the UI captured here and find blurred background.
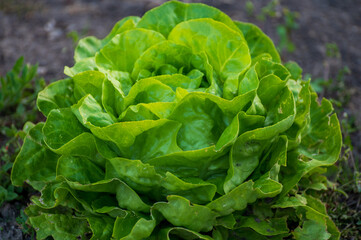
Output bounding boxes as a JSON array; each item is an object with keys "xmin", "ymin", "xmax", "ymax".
[{"xmin": 0, "ymin": 0, "xmax": 360, "ymax": 239}]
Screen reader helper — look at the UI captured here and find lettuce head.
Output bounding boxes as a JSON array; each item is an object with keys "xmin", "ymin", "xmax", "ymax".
[{"xmin": 11, "ymin": 1, "xmax": 342, "ymax": 239}]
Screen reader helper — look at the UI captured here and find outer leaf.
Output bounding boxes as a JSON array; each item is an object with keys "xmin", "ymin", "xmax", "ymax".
[
  {"xmin": 137, "ymin": 1, "xmax": 239, "ymax": 37},
  {"xmin": 153, "ymin": 195, "xmax": 218, "ymax": 232},
  {"xmin": 95, "ymin": 29, "xmax": 165, "ymax": 73},
  {"xmin": 27, "ymin": 208, "xmax": 89, "ymax": 240},
  {"xmin": 236, "ymin": 216, "xmax": 289, "ymax": 236},
  {"xmin": 90, "ymin": 119, "xmax": 182, "ymax": 160},
  {"xmin": 73, "ymin": 70, "xmax": 105, "ymax": 102},
  {"xmin": 207, "ymin": 181, "xmax": 257, "ymax": 216},
  {"xmin": 87, "ymin": 215, "xmax": 115, "ymax": 240},
  {"xmin": 43, "ymin": 108, "xmax": 88, "ymax": 149},
  {"xmin": 74, "ymin": 16, "xmax": 140, "ymax": 62},
  {"xmin": 299, "ymin": 194, "xmax": 340, "ymax": 240},
  {"xmin": 123, "ymin": 77, "xmax": 176, "ymax": 109},
  {"xmin": 120, "ymin": 102, "xmax": 176, "ymax": 121},
  {"xmin": 37, "ymin": 177, "xmax": 150, "ymax": 213},
  {"xmin": 107, "ymin": 157, "xmax": 162, "ymax": 193},
  {"xmin": 74, "ymin": 36, "xmax": 102, "ymax": 62},
  {"xmin": 113, "ymin": 213, "xmax": 156, "ymax": 240},
  {"xmin": 37, "ymin": 78, "xmax": 75, "ymax": 116},
  {"xmin": 299, "ymin": 94, "xmax": 342, "ymax": 164},
  {"xmin": 254, "ymin": 175, "xmax": 283, "ymax": 198},
  {"xmin": 47, "ymin": 132, "xmax": 99, "ymax": 162},
  {"xmin": 232, "ymin": 229, "xmax": 268, "ymax": 240},
  {"xmin": 162, "ymin": 173, "xmax": 217, "ymax": 204},
  {"xmin": 293, "ymin": 220, "xmax": 331, "ymax": 240},
  {"xmin": 271, "ymin": 194, "xmax": 307, "ymax": 209},
  {"xmin": 108, "ymin": 158, "xmax": 217, "ymax": 204},
  {"xmin": 284, "ymin": 61, "xmax": 302, "ymax": 80},
  {"xmin": 235, "ymin": 21, "xmax": 281, "ymax": 63},
  {"xmin": 156, "ymin": 227, "xmax": 214, "ymax": 240},
  {"xmin": 255, "ymin": 58, "xmax": 290, "ymax": 82},
  {"xmin": 56, "ymin": 155, "xmax": 104, "ymax": 184},
  {"xmin": 104, "ymin": 16, "xmax": 141, "ymax": 43},
  {"xmin": 280, "ymin": 94, "xmax": 342, "ymax": 198},
  {"xmin": 11, "ymin": 123, "xmax": 58, "ymax": 190},
  {"xmin": 147, "ymin": 145, "xmax": 226, "ymax": 179},
  {"xmin": 64, "ymin": 57, "xmax": 98, "ymax": 77},
  {"xmin": 72, "ymin": 94, "xmax": 115, "ymax": 128}
]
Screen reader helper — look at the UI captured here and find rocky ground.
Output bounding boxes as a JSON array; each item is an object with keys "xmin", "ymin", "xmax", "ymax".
[{"xmin": 0, "ymin": 0, "xmax": 360, "ymax": 239}]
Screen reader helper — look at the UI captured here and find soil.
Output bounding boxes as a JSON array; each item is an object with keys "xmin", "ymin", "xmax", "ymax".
[
  {"xmin": 0, "ymin": 203, "xmax": 25, "ymax": 240},
  {"xmin": 0, "ymin": 0, "xmax": 360, "ymax": 239}
]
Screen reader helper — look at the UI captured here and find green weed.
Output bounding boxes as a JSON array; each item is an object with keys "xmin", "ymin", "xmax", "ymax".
[
  {"xmin": 245, "ymin": 1, "xmax": 255, "ymax": 16},
  {"xmin": 326, "ymin": 42, "xmax": 341, "ymax": 59},
  {"xmin": 0, "ymin": 56, "xmax": 45, "ymax": 128},
  {"xmin": 276, "ymin": 8, "xmax": 299, "ymax": 53},
  {"xmin": 67, "ymin": 30, "xmax": 81, "ymax": 47},
  {"xmin": 16, "ymin": 208, "xmax": 35, "ymax": 237},
  {"xmin": 255, "ymin": 0, "xmax": 299, "ymax": 54},
  {"xmin": 0, "ymin": 57, "xmax": 44, "ymax": 206},
  {"xmin": 0, "ymin": 57, "xmax": 42, "ymax": 239},
  {"xmin": 67, "ymin": 27, "xmax": 90, "ymax": 48},
  {"xmin": 256, "ymin": 0, "xmax": 280, "ymax": 21}
]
